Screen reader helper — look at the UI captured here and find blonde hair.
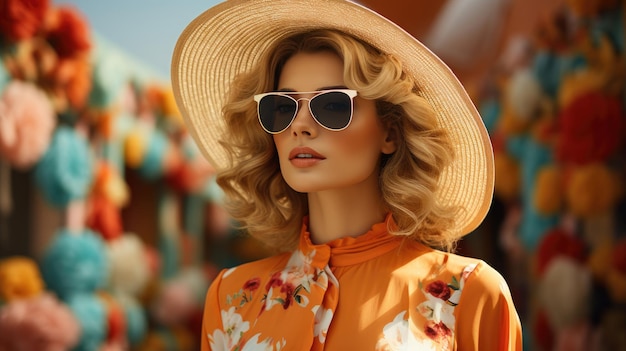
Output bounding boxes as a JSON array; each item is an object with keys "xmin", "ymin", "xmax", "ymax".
[{"xmin": 217, "ymin": 29, "xmax": 459, "ymax": 252}]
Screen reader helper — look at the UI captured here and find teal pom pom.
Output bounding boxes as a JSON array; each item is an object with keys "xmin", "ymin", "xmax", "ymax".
[
  {"xmin": 137, "ymin": 129, "xmax": 168, "ymax": 179},
  {"xmin": 67, "ymin": 294, "xmax": 107, "ymax": 351},
  {"xmin": 34, "ymin": 126, "xmax": 94, "ymax": 207},
  {"xmin": 118, "ymin": 295, "xmax": 147, "ymax": 346},
  {"xmin": 41, "ymin": 229, "xmax": 109, "ymax": 300}
]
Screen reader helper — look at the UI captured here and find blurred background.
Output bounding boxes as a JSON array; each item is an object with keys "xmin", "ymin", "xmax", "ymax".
[{"xmin": 0, "ymin": 0, "xmax": 624, "ymax": 350}]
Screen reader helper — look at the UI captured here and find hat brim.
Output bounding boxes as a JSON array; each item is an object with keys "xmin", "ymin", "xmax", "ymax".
[{"xmin": 171, "ymin": 0, "xmax": 494, "ymax": 236}]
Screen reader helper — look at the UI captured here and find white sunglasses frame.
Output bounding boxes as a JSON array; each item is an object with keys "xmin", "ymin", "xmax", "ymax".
[{"xmin": 253, "ymin": 89, "xmax": 358, "ymax": 134}]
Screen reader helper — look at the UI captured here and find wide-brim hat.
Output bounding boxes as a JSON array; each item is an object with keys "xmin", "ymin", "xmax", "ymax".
[{"xmin": 171, "ymin": 0, "xmax": 494, "ymax": 236}]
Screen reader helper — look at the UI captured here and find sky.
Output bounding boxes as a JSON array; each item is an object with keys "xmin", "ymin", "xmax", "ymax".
[{"xmin": 56, "ymin": 0, "xmax": 222, "ymax": 80}]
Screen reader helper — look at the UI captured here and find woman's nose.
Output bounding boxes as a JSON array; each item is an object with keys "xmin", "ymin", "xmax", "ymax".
[{"xmin": 289, "ymin": 99, "xmax": 317, "ymax": 136}]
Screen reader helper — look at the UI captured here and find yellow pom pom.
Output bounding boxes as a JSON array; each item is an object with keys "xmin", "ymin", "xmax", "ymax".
[
  {"xmin": 534, "ymin": 165, "xmax": 563, "ymax": 214},
  {"xmin": 162, "ymin": 88, "xmax": 184, "ymax": 127},
  {"xmin": 566, "ymin": 163, "xmax": 621, "ymax": 217},
  {"xmin": 494, "ymin": 152, "xmax": 521, "ymax": 202},
  {"xmin": 0, "ymin": 257, "xmax": 45, "ymax": 302},
  {"xmin": 124, "ymin": 128, "xmax": 148, "ymax": 169}
]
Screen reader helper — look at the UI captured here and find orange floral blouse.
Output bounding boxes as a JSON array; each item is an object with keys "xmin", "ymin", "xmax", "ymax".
[{"xmin": 201, "ymin": 215, "xmax": 522, "ymax": 350}]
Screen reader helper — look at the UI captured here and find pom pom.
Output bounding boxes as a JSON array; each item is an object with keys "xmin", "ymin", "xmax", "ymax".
[
  {"xmin": 0, "ymin": 80, "xmax": 56, "ymax": 169},
  {"xmin": 535, "ymin": 227, "xmax": 586, "ymax": 277},
  {"xmin": 86, "ymin": 195, "xmax": 123, "ymax": 241},
  {"xmin": 49, "ymin": 56, "xmax": 93, "ymax": 112},
  {"xmin": 556, "ymin": 92, "xmax": 624, "ymax": 165},
  {"xmin": 67, "ymin": 293, "xmax": 107, "ymax": 351},
  {"xmin": 116, "ymin": 294, "xmax": 147, "ymax": 346},
  {"xmin": 93, "ymin": 161, "xmax": 129, "ymax": 207},
  {"xmin": 493, "ymin": 151, "xmax": 521, "ymax": 202},
  {"xmin": 539, "ymin": 257, "xmax": 592, "ymax": 330},
  {"xmin": 124, "ymin": 126, "xmax": 148, "ymax": 169},
  {"xmin": 565, "ymin": 163, "xmax": 621, "ymax": 217},
  {"xmin": 533, "ymin": 165, "xmax": 563, "ymax": 214},
  {"xmin": 137, "ymin": 129, "xmax": 170, "ymax": 179},
  {"xmin": 161, "ymin": 88, "xmax": 183, "ymax": 128},
  {"xmin": 34, "ymin": 126, "xmax": 94, "ymax": 207},
  {"xmin": 506, "ymin": 68, "xmax": 544, "ymax": 121},
  {"xmin": 41, "ymin": 228, "xmax": 109, "ymax": 299},
  {"xmin": 558, "ymin": 69, "xmax": 605, "ymax": 109},
  {"xmin": 44, "ymin": 5, "xmax": 91, "ymax": 58},
  {"xmin": 0, "ymin": 292, "xmax": 80, "ymax": 350},
  {"xmin": 0, "ymin": 0, "xmax": 49, "ymax": 42},
  {"xmin": 97, "ymin": 292, "xmax": 127, "ymax": 345},
  {"xmin": 0, "ymin": 256, "xmax": 45, "ymax": 302},
  {"xmin": 107, "ymin": 235, "xmax": 150, "ymax": 296}
]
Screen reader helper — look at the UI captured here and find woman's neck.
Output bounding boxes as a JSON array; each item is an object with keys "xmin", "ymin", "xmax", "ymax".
[{"xmin": 306, "ymin": 174, "xmax": 387, "ymax": 244}]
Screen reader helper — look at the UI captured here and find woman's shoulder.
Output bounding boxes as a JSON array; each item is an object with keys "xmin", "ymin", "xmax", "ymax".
[
  {"xmin": 214, "ymin": 251, "xmax": 293, "ymax": 286},
  {"xmin": 400, "ymin": 243, "xmax": 509, "ymax": 297}
]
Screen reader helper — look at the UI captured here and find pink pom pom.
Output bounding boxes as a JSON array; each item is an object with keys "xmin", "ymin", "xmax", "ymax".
[
  {"xmin": 0, "ymin": 293, "xmax": 80, "ymax": 351},
  {"xmin": 0, "ymin": 80, "xmax": 56, "ymax": 169}
]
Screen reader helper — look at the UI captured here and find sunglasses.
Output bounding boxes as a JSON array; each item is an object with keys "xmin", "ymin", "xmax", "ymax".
[{"xmin": 253, "ymin": 89, "xmax": 358, "ymax": 134}]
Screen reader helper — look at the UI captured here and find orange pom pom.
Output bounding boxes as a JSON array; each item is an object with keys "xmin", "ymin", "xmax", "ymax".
[
  {"xmin": 534, "ymin": 165, "xmax": 563, "ymax": 214},
  {"xmin": 0, "ymin": 257, "xmax": 45, "ymax": 301},
  {"xmin": 93, "ymin": 162, "xmax": 129, "ymax": 207}
]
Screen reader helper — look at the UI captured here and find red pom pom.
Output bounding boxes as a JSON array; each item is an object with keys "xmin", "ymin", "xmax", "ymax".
[
  {"xmin": 536, "ymin": 228, "xmax": 587, "ymax": 277},
  {"xmin": 0, "ymin": 0, "xmax": 49, "ymax": 42},
  {"xmin": 45, "ymin": 5, "xmax": 91, "ymax": 58},
  {"xmin": 556, "ymin": 92, "xmax": 624, "ymax": 165}
]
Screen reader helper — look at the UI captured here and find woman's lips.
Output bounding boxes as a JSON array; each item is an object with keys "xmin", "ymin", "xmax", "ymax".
[{"xmin": 288, "ymin": 147, "xmax": 325, "ymax": 167}]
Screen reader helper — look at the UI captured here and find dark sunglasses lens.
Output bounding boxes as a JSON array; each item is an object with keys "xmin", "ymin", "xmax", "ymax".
[
  {"xmin": 258, "ymin": 95, "xmax": 297, "ymax": 133},
  {"xmin": 310, "ymin": 91, "xmax": 352, "ymax": 129}
]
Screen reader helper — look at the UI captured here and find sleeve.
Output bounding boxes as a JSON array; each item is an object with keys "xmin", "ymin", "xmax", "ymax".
[
  {"xmin": 455, "ymin": 261, "xmax": 523, "ymax": 351},
  {"xmin": 201, "ymin": 269, "xmax": 226, "ymax": 351}
]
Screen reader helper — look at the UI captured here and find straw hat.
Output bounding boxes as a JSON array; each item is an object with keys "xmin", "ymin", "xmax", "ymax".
[{"xmin": 171, "ymin": 0, "xmax": 494, "ymax": 236}]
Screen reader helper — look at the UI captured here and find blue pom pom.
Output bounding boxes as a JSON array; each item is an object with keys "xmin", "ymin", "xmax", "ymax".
[
  {"xmin": 118, "ymin": 295, "xmax": 147, "ymax": 346},
  {"xmin": 67, "ymin": 294, "xmax": 107, "ymax": 351},
  {"xmin": 479, "ymin": 97, "xmax": 500, "ymax": 134},
  {"xmin": 138, "ymin": 129, "xmax": 168, "ymax": 179},
  {"xmin": 41, "ymin": 229, "xmax": 109, "ymax": 299},
  {"xmin": 34, "ymin": 126, "xmax": 94, "ymax": 207}
]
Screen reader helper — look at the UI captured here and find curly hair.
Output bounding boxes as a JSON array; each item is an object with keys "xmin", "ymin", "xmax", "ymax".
[{"xmin": 216, "ymin": 29, "xmax": 460, "ymax": 252}]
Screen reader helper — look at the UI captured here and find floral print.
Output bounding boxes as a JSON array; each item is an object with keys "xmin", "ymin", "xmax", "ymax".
[
  {"xmin": 312, "ymin": 305, "xmax": 333, "ymax": 343},
  {"xmin": 377, "ymin": 264, "xmax": 478, "ymax": 351}
]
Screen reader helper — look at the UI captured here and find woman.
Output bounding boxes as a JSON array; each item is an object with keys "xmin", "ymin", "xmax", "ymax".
[{"xmin": 172, "ymin": 0, "xmax": 522, "ymax": 350}]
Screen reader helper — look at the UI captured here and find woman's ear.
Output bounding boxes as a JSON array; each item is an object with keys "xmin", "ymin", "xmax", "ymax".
[{"xmin": 381, "ymin": 123, "xmax": 398, "ymax": 155}]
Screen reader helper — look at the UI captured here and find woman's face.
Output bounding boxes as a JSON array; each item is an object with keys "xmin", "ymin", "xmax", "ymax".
[{"xmin": 272, "ymin": 50, "xmax": 396, "ymax": 193}]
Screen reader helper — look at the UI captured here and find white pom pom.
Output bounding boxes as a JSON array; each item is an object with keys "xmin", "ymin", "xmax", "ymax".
[
  {"xmin": 507, "ymin": 69, "xmax": 543, "ymax": 120},
  {"xmin": 539, "ymin": 257, "xmax": 592, "ymax": 331},
  {"xmin": 107, "ymin": 234, "xmax": 150, "ymax": 296}
]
